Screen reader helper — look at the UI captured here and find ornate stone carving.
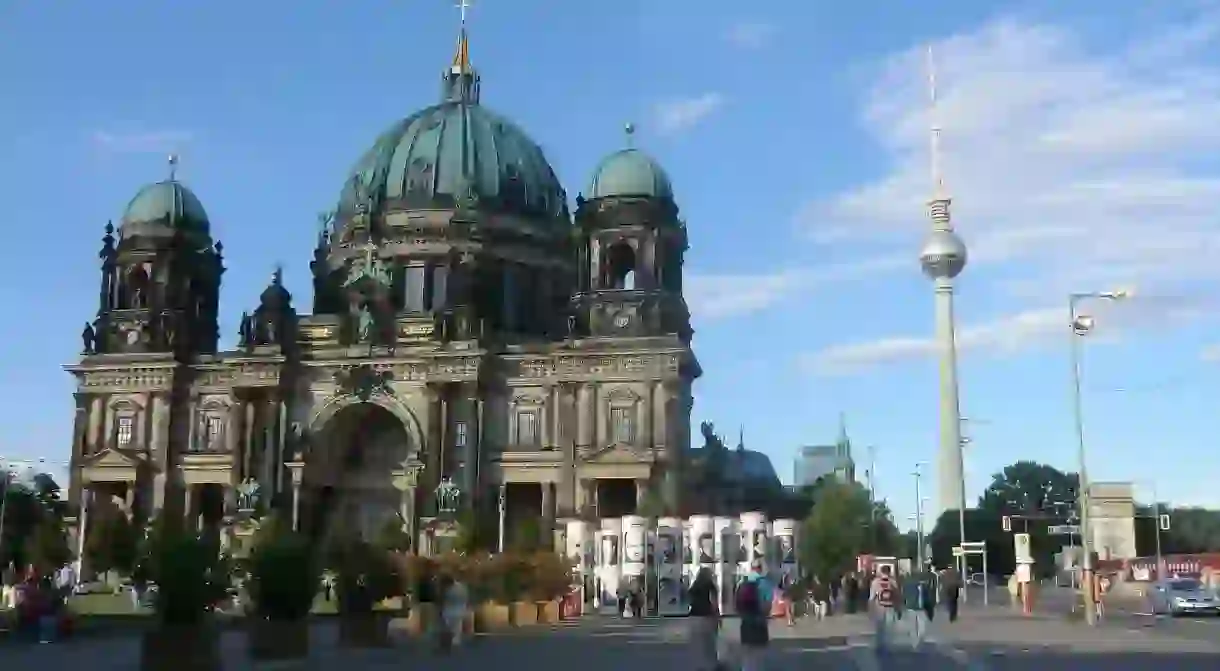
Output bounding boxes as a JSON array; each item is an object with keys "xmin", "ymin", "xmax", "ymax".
[
  {"xmin": 333, "ymin": 364, "xmax": 394, "ymax": 401},
  {"xmin": 605, "ymin": 387, "xmax": 642, "ymax": 403}
]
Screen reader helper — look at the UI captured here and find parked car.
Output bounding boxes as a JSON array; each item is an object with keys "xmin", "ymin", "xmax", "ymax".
[{"xmin": 1149, "ymin": 578, "xmax": 1220, "ymax": 617}]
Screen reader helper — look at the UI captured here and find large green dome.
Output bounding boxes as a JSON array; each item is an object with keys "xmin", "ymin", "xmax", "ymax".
[
  {"xmin": 586, "ymin": 148, "xmax": 673, "ymax": 201},
  {"xmin": 337, "ymin": 37, "xmax": 567, "ymax": 223},
  {"xmin": 119, "ymin": 180, "xmax": 210, "ymax": 236}
]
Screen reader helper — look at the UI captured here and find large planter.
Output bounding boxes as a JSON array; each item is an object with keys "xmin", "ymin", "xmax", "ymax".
[
  {"xmin": 405, "ymin": 603, "xmax": 438, "ymax": 637},
  {"xmin": 537, "ymin": 600, "xmax": 560, "ymax": 624},
  {"xmin": 474, "ymin": 602, "xmax": 510, "ymax": 632},
  {"xmin": 338, "ymin": 612, "xmax": 390, "ymax": 648},
  {"xmin": 510, "ymin": 600, "xmax": 538, "ymax": 626},
  {"xmin": 141, "ymin": 625, "xmax": 221, "ymax": 671},
  {"xmin": 248, "ymin": 618, "xmax": 310, "ymax": 662}
]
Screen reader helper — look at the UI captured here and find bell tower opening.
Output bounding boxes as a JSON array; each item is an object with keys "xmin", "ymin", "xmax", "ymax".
[{"xmin": 605, "ymin": 241, "xmax": 637, "ymax": 290}]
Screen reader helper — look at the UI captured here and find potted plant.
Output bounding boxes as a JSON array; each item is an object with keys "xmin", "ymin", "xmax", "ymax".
[
  {"xmin": 472, "ymin": 553, "xmax": 511, "ymax": 631},
  {"xmin": 245, "ymin": 524, "xmax": 320, "ymax": 662},
  {"xmin": 530, "ymin": 551, "xmax": 572, "ymax": 623},
  {"xmin": 334, "ymin": 539, "xmax": 400, "ymax": 647},
  {"xmin": 139, "ymin": 517, "xmax": 227, "ymax": 671}
]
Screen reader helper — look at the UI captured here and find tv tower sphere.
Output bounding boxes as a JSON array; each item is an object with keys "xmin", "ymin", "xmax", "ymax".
[{"xmin": 919, "ymin": 228, "xmax": 967, "ymax": 280}]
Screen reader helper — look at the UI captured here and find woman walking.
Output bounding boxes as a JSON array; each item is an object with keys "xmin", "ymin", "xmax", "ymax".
[{"xmin": 686, "ymin": 567, "xmax": 719, "ymax": 670}]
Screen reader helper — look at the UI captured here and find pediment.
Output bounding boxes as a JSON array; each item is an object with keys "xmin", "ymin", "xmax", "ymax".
[
  {"xmin": 605, "ymin": 387, "xmax": 642, "ymax": 404},
  {"xmin": 81, "ymin": 448, "xmax": 146, "ymax": 470},
  {"xmin": 582, "ymin": 443, "xmax": 654, "ymax": 464}
]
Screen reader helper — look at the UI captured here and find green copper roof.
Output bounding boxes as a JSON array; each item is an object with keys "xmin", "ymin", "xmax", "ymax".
[
  {"xmin": 338, "ymin": 102, "xmax": 568, "ymax": 222},
  {"xmin": 586, "ymin": 148, "xmax": 673, "ymax": 200},
  {"xmin": 120, "ymin": 180, "xmax": 210, "ymax": 235}
]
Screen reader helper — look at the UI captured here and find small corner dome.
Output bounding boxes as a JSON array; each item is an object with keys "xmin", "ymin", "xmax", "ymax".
[
  {"xmin": 119, "ymin": 180, "xmax": 210, "ymax": 236},
  {"xmin": 586, "ymin": 148, "xmax": 674, "ymax": 200}
]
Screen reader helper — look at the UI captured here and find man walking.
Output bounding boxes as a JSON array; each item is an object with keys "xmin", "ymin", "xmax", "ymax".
[
  {"xmin": 686, "ymin": 567, "xmax": 719, "ymax": 670},
  {"xmin": 870, "ymin": 565, "xmax": 900, "ymax": 656},
  {"xmin": 902, "ymin": 572, "xmax": 932, "ymax": 649},
  {"xmin": 939, "ymin": 567, "xmax": 961, "ymax": 622}
]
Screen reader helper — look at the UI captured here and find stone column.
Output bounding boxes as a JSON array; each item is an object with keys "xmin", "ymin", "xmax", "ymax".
[
  {"xmin": 183, "ymin": 484, "xmax": 194, "ymax": 531},
  {"xmin": 576, "ymin": 384, "xmax": 593, "ymax": 451},
  {"xmin": 225, "ymin": 399, "xmax": 240, "ymax": 456},
  {"xmin": 557, "ymin": 384, "xmax": 577, "ymax": 514},
  {"xmin": 259, "ymin": 397, "xmax": 278, "ymax": 501},
  {"xmin": 241, "ymin": 399, "xmax": 255, "ymax": 481},
  {"xmin": 541, "ymin": 481, "xmax": 555, "ymax": 528},
  {"xmin": 87, "ymin": 397, "xmax": 104, "ymax": 453},
  {"xmin": 424, "ymin": 385, "xmax": 443, "ymax": 517},
  {"xmin": 287, "ymin": 460, "xmax": 306, "ymax": 532},
  {"xmin": 150, "ymin": 394, "xmax": 170, "ymax": 511},
  {"xmin": 457, "ymin": 384, "xmax": 480, "ymax": 511}
]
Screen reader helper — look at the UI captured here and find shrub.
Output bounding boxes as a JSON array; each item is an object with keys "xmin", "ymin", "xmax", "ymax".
[
  {"xmin": 247, "ymin": 528, "xmax": 320, "ymax": 621},
  {"xmin": 142, "ymin": 515, "xmax": 228, "ymax": 626},
  {"xmin": 333, "ymin": 540, "xmax": 401, "ymax": 614}
]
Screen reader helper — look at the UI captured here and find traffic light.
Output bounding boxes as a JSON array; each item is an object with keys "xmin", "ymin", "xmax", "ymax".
[
  {"xmin": 1002, "ymin": 515, "xmax": 1012, "ymax": 532},
  {"xmin": 1159, "ymin": 514, "xmax": 1171, "ymax": 531}
]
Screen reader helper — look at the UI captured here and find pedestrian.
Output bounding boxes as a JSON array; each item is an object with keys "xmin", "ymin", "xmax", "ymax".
[
  {"xmin": 870, "ymin": 565, "xmax": 900, "ymax": 657},
  {"xmin": 617, "ymin": 579, "xmax": 629, "ymax": 618},
  {"xmin": 939, "ymin": 567, "xmax": 960, "ymax": 622},
  {"xmin": 902, "ymin": 572, "xmax": 931, "ymax": 649},
  {"xmin": 441, "ymin": 573, "xmax": 469, "ymax": 648},
  {"xmin": 829, "ymin": 574, "xmax": 841, "ymax": 614},
  {"xmin": 843, "ymin": 573, "xmax": 858, "ymax": 614},
  {"xmin": 736, "ymin": 560, "xmax": 774, "ymax": 671},
  {"xmin": 811, "ymin": 576, "xmax": 830, "ymax": 620},
  {"xmin": 922, "ymin": 571, "xmax": 936, "ymax": 623},
  {"xmin": 686, "ymin": 567, "xmax": 720, "ymax": 671}
]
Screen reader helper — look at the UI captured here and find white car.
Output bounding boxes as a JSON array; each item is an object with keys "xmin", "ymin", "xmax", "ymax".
[{"xmin": 1149, "ymin": 578, "xmax": 1220, "ymax": 617}]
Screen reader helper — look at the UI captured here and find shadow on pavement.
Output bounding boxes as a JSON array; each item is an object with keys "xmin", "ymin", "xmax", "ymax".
[{"xmin": 955, "ymin": 643, "xmax": 1220, "ymax": 671}]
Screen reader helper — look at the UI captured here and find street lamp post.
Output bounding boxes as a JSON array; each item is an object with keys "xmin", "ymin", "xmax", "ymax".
[
  {"xmin": 913, "ymin": 463, "xmax": 926, "ymax": 569},
  {"xmin": 1069, "ymin": 289, "xmax": 1128, "ymax": 626}
]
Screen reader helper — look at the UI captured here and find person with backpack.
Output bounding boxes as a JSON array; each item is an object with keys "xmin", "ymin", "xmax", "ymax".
[
  {"xmin": 870, "ymin": 565, "xmax": 900, "ymax": 655},
  {"xmin": 736, "ymin": 560, "xmax": 774, "ymax": 671}
]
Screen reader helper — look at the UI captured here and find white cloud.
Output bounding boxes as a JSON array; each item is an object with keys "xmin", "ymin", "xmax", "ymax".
[
  {"xmin": 725, "ymin": 21, "xmax": 776, "ymax": 49},
  {"xmin": 802, "ymin": 16, "xmax": 1220, "ymax": 303},
  {"xmin": 804, "ymin": 292, "xmax": 1204, "ymax": 374},
  {"xmin": 651, "ymin": 93, "xmax": 725, "ymax": 135},
  {"xmin": 91, "ymin": 129, "xmax": 192, "ymax": 153},
  {"xmin": 804, "ymin": 307, "xmax": 1063, "ymax": 374},
  {"xmin": 687, "ymin": 254, "xmax": 907, "ymax": 320}
]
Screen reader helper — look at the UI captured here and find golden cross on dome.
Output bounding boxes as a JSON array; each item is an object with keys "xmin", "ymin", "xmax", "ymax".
[
  {"xmin": 456, "ymin": 0, "xmax": 472, "ymax": 26},
  {"xmin": 452, "ymin": 0, "xmax": 474, "ymax": 71}
]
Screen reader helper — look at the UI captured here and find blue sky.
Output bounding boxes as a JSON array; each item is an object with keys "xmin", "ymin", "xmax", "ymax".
[{"xmin": 3, "ymin": 1, "xmax": 1220, "ymax": 526}]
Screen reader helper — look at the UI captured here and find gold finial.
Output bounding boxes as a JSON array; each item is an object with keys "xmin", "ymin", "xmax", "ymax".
[
  {"xmin": 452, "ymin": 0, "xmax": 473, "ymax": 71},
  {"xmin": 167, "ymin": 153, "xmax": 179, "ymax": 181},
  {"xmin": 624, "ymin": 122, "xmax": 636, "ymax": 147}
]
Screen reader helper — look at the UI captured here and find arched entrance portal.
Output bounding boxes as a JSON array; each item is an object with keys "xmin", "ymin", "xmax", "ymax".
[{"xmin": 302, "ymin": 402, "xmax": 415, "ymax": 542}]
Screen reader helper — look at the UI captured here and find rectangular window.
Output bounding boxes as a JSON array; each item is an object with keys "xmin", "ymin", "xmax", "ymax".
[
  {"xmin": 116, "ymin": 416, "xmax": 134, "ymax": 447},
  {"xmin": 429, "ymin": 264, "xmax": 448, "ymax": 312},
  {"xmin": 403, "ymin": 265, "xmax": 427, "ymax": 313},
  {"xmin": 455, "ymin": 421, "xmax": 468, "ymax": 449},
  {"xmin": 515, "ymin": 411, "xmax": 538, "ymax": 446},
  {"xmin": 205, "ymin": 416, "xmax": 224, "ymax": 451},
  {"xmin": 610, "ymin": 407, "xmax": 635, "ymax": 444}
]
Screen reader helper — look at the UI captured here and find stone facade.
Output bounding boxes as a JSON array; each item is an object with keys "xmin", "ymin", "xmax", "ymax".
[{"xmin": 65, "ymin": 32, "xmax": 699, "ymax": 556}]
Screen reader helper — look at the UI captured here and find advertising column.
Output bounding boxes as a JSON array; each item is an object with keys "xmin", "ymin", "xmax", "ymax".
[
  {"xmin": 621, "ymin": 514, "xmax": 648, "ymax": 604},
  {"xmin": 656, "ymin": 517, "xmax": 684, "ymax": 615},
  {"xmin": 565, "ymin": 519, "xmax": 591, "ymax": 611},
  {"xmin": 712, "ymin": 516, "xmax": 739, "ymax": 614},
  {"xmin": 740, "ymin": 511, "xmax": 770, "ymax": 578},
  {"xmin": 771, "ymin": 518, "xmax": 798, "ymax": 588},
  {"xmin": 597, "ymin": 518, "xmax": 622, "ymax": 614}
]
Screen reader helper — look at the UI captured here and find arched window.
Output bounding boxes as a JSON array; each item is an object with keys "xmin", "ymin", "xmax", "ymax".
[{"xmin": 605, "ymin": 241, "xmax": 636, "ymax": 290}]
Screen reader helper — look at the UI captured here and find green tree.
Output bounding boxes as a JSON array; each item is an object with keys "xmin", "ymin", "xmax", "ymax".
[
  {"xmin": 1135, "ymin": 505, "xmax": 1220, "ymax": 555},
  {"xmin": 929, "ymin": 460, "xmax": 1077, "ymax": 577},
  {"xmin": 23, "ymin": 517, "xmax": 71, "ymax": 573},
  {"xmin": 85, "ymin": 508, "xmax": 140, "ymax": 577},
  {"xmin": 799, "ymin": 480, "xmax": 900, "ymax": 580}
]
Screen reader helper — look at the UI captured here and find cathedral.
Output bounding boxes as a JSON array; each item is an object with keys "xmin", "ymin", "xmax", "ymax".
[{"xmin": 65, "ymin": 27, "xmax": 700, "ymax": 553}]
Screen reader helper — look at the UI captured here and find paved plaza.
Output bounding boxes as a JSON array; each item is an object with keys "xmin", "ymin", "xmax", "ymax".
[{"xmin": 2, "ymin": 606, "xmax": 1219, "ymax": 669}]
